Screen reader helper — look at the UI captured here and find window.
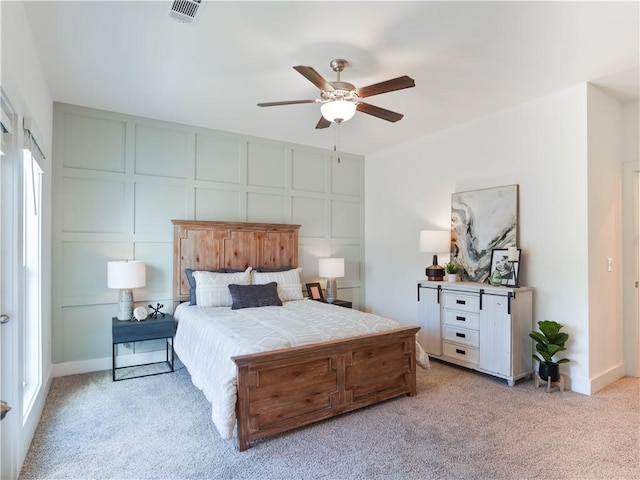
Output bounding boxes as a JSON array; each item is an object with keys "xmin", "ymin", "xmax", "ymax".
[{"xmin": 22, "ymin": 132, "xmax": 43, "ymax": 416}]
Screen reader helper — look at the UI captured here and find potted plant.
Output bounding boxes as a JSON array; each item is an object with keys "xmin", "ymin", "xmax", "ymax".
[
  {"xmin": 444, "ymin": 261, "xmax": 459, "ymax": 282},
  {"xmin": 529, "ymin": 320, "xmax": 570, "ymax": 382}
]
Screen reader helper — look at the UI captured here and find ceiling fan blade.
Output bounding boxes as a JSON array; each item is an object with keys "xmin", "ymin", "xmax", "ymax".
[
  {"xmin": 257, "ymin": 99, "xmax": 317, "ymax": 107},
  {"xmin": 293, "ymin": 66, "xmax": 334, "ymax": 92},
  {"xmin": 356, "ymin": 102, "xmax": 404, "ymax": 122},
  {"xmin": 315, "ymin": 117, "xmax": 332, "ymax": 129},
  {"xmin": 356, "ymin": 75, "xmax": 415, "ymax": 98}
]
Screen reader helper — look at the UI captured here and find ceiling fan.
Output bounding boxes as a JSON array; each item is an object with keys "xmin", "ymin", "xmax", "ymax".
[{"xmin": 257, "ymin": 59, "xmax": 415, "ymax": 129}]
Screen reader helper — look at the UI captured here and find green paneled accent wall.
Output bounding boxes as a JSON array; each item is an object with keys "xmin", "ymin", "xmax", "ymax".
[{"xmin": 52, "ymin": 103, "xmax": 365, "ymax": 365}]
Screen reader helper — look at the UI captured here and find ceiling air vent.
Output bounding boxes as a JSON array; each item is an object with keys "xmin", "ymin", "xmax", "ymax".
[{"xmin": 169, "ymin": 0, "xmax": 204, "ymax": 24}]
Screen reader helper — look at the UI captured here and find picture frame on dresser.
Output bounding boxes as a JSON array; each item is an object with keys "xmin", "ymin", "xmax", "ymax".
[
  {"xmin": 489, "ymin": 248, "xmax": 521, "ymax": 287},
  {"xmin": 305, "ymin": 282, "xmax": 324, "ymax": 301}
]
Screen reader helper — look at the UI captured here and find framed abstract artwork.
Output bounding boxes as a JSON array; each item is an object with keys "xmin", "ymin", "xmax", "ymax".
[{"xmin": 451, "ymin": 185, "xmax": 518, "ymax": 283}]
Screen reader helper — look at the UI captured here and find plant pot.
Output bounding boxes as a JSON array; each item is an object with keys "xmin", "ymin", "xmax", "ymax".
[
  {"xmin": 538, "ymin": 363, "xmax": 560, "ymax": 382},
  {"xmin": 447, "ymin": 273, "xmax": 458, "ymax": 282}
]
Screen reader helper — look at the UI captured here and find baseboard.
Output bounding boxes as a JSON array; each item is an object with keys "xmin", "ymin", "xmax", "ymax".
[
  {"xmin": 52, "ymin": 350, "xmax": 169, "ymax": 378},
  {"xmin": 565, "ymin": 373, "xmax": 587, "ymax": 395},
  {"xmin": 549, "ymin": 362, "xmax": 626, "ymax": 396},
  {"xmin": 589, "ymin": 363, "xmax": 626, "ymax": 394}
]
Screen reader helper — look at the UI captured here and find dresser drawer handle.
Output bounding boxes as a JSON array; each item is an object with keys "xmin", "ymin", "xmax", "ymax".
[
  {"xmin": 456, "ymin": 316, "xmax": 466, "ymax": 321},
  {"xmin": 455, "ymin": 348, "xmax": 466, "ymax": 355},
  {"xmin": 456, "ymin": 332, "xmax": 466, "ymax": 338},
  {"xmin": 456, "ymin": 299, "xmax": 466, "ymax": 305}
]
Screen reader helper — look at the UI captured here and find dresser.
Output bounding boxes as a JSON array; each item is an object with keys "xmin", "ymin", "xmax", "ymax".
[{"xmin": 417, "ymin": 281, "xmax": 533, "ymax": 386}]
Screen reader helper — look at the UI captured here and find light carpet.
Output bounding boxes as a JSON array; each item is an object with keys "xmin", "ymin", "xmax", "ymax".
[{"xmin": 19, "ymin": 359, "xmax": 639, "ymax": 479}]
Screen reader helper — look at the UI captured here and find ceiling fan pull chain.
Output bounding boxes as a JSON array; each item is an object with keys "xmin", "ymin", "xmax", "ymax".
[{"xmin": 334, "ymin": 123, "xmax": 341, "ymax": 164}]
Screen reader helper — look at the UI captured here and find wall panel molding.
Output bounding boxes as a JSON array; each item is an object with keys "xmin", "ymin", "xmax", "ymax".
[{"xmin": 52, "ymin": 102, "xmax": 365, "ymax": 365}]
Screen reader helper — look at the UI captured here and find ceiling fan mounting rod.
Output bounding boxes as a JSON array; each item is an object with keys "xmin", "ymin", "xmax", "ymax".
[{"xmin": 330, "ymin": 58, "xmax": 348, "ymax": 82}]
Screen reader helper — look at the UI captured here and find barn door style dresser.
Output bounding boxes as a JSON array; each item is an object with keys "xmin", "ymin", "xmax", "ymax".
[{"xmin": 417, "ymin": 281, "xmax": 533, "ymax": 386}]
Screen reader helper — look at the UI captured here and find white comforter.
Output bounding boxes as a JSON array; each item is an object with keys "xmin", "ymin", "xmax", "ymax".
[{"xmin": 173, "ymin": 299, "xmax": 429, "ymax": 439}]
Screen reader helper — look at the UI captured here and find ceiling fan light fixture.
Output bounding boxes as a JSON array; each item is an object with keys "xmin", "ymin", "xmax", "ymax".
[{"xmin": 321, "ymin": 100, "xmax": 356, "ymax": 124}]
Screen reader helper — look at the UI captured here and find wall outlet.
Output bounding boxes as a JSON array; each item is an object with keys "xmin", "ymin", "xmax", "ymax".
[{"xmin": 606, "ymin": 257, "xmax": 613, "ymax": 272}]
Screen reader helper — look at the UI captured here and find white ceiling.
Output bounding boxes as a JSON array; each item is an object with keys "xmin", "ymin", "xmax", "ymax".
[{"xmin": 22, "ymin": 1, "xmax": 639, "ymax": 155}]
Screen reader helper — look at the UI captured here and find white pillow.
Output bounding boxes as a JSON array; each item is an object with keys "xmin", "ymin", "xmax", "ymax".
[
  {"xmin": 253, "ymin": 268, "xmax": 303, "ymax": 301},
  {"xmin": 193, "ymin": 267, "xmax": 252, "ymax": 307}
]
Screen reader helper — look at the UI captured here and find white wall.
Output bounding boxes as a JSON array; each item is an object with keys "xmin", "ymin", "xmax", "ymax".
[
  {"xmin": 621, "ymin": 101, "xmax": 639, "ymax": 376},
  {"xmin": 586, "ymin": 85, "xmax": 625, "ymax": 392},
  {"xmin": 365, "ymin": 83, "xmax": 629, "ymax": 395},
  {"xmin": 51, "ymin": 103, "xmax": 365, "ymax": 374},
  {"xmin": 1, "ymin": 1, "xmax": 53, "ymax": 475}
]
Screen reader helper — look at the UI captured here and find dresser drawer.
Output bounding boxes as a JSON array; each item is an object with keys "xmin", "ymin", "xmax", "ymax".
[
  {"xmin": 443, "ymin": 325, "xmax": 479, "ymax": 348},
  {"xmin": 442, "ymin": 292, "xmax": 479, "ymax": 312},
  {"xmin": 443, "ymin": 341, "xmax": 479, "ymax": 365},
  {"xmin": 442, "ymin": 309, "xmax": 480, "ymax": 330}
]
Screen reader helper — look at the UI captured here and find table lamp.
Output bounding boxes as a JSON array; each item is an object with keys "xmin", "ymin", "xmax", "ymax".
[
  {"xmin": 419, "ymin": 230, "xmax": 450, "ymax": 281},
  {"xmin": 108, "ymin": 260, "xmax": 146, "ymax": 321},
  {"xmin": 318, "ymin": 258, "xmax": 344, "ymax": 304}
]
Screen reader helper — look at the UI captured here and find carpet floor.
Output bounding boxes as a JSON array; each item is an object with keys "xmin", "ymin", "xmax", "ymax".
[{"xmin": 19, "ymin": 359, "xmax": 639, "ymax": 479}]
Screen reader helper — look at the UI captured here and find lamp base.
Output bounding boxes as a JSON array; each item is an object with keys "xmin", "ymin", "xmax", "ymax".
[
  {"xmin": 326, "ymin": 278, "xmax": 337, "ymax": 304},
  {"xmin": 425, "ymin": 265, "xmax": 445, "ymax": 281},
  {"xmin": 425, "ymin": 254, "xmax": 445, "ymax": 281},
  {"xmin": 117, "ymin": 289, "xmax": 134, "ymax": 321}
]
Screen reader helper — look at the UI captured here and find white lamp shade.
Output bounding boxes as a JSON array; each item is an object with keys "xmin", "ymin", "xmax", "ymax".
[
  {"xmin": 321, "ymin": 100, "xmax": 356, "ymax": 123},
  {"xmin": 318, "ymin": 258, "xmax": 345, "ymax": 278},
  {"xmin": 419, "ymin": 230, "xmax": 450, "ymax": 253},
  {"xmin": 107, "ymin": 261, "xmax": 146, "ymax": 289}
]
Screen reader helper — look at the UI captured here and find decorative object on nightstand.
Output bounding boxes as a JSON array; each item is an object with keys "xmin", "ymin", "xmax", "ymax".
[
  {"xmin": 148, "ymin": 303, "xmax": 166, "ymax": 319},
  {"xmin": 318, "ymin": 258, "xmax": 344, "ymax": 304},
  {"xmin": 419, "ymin": 230, "xmax": 450, "ymax": 281},
  {"xmin": 133, "ymin": 306, "xmax": 148, "ymax": 321},
  {"xmin": 305, "ymin": 282, "xmax": 325, "ymax": 301},
  {"xmin": 107, "ymin": 260, "xmax": 146, "ymax": 321}
]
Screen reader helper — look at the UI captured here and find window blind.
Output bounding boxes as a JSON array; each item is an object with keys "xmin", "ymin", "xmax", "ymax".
[{"xmin": 23, "ymin": 116, "xmax": 45, "ymax": 168}]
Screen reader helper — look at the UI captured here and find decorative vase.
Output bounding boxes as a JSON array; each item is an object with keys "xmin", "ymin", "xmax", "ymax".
[
  {"xmin": 489, "ymin": 271, "xmax": 502, "ymax": 286},
  {"xmin": 447, "ymin": 273, "xmax": 457, "ymax": 282},
  {"xmin": 538, "ymin": 363, "xmax": 560, "ymax": 382}
]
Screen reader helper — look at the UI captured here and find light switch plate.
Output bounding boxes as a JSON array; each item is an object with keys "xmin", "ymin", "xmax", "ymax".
[{"xmin": 606, "ymin": 257, "xmax": 613, "ymax": 272}]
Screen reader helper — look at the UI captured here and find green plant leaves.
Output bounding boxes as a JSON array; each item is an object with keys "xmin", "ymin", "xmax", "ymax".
[{"xmin": 530, "ymin": 320, "xmax": 570, "ymax": 365}]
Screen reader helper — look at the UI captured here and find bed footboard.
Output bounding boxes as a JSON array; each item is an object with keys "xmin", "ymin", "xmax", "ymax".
[{"xmin": 232, "ymin": 326, "xmax": 419, "ymax": 451}]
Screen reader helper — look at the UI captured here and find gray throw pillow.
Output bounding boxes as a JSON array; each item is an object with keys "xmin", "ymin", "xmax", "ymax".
[{"xmin": 228, "ymin": 282, "xmax": 283, "ymax": 310}]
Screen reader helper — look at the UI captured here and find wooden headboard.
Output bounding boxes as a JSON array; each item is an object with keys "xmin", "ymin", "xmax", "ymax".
[{"xmin": 172, "ymin": 220, "xmax": 301, "ymax": 307}]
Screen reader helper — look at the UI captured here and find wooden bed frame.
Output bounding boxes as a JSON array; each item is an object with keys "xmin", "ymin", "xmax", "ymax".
[{"xmin": 172, "ymin": 220, "xmax": 420, "ymax": 451}]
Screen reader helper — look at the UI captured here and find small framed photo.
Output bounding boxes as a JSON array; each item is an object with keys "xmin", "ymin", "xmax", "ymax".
[
  {"xmin": 489, "ymin": 248, "xmax": 521, "ymax": 287},
  {"xmin": 305, "ymin": 282, "xmax": 324, "ymax": 301}
]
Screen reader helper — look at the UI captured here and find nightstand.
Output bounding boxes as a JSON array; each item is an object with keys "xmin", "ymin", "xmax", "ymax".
[
  {"xmin": 112, "ymin": 315, "xmax": 176, "ymax": 381},
  {"xmin": 325, "ymin": 299, "xmax": 352, "ymax": 309}
]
